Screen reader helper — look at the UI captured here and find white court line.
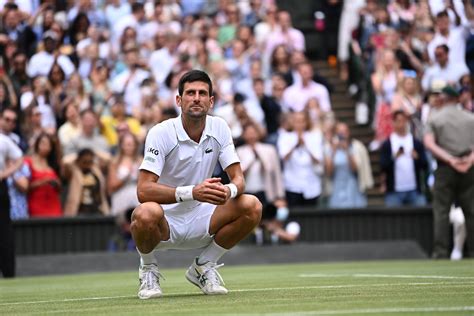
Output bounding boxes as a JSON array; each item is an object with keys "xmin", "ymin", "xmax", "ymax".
[
  {"xmin": 299, "ymin": 273, "xmax": 474, "ymax": 280},
  {"xmin": 224, "ymin": 306, "xmax": 474, "ymax": 315},
  {"xmin": 1, "ymin": 282, "xmax": 473, "ymax": 307}
]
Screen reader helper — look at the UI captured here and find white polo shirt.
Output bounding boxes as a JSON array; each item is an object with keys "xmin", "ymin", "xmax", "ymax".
[{"xmin": 140, "ymin": 115, "xmax": 240, "ymax": 213}]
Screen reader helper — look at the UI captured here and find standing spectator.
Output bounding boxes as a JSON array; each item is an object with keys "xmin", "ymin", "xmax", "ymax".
[
  {"xmin": 370, "ymin": 49, "xmax": 402, "ymax": 151},
  {"xmin": 64, "ymin": 148, "xmax": 109, "ymax": 217},
  {"xmin": 27, "ymin": 30, "xmax": 75, "ymax": 78},
  {"xmin": 424, "ymin": 85, "xmax": 474, "ymax": 259},
  {"xmin": 252, "ymin": 77, "xmax": 281, "ymax": 145},
  {"xmin": 20, "ymin": 76, "xmax": 56, "ymax": 133},
  {"xmin": 0, "ymin": 3, "xmax": 36, "ymax": 56},
  {"xmin": 265, "ymin": 10, "xmax": 305, "ymax": 57},
  {"xmin": 0, "ymin": 107, "xmax": 26, "ymax": 151},
  {"xmin": 391, "ymin": 73, "xmax": 424, "ymax": 139},
  {"xmin": 325, "ymin": 122, "xmax": 373, "ymax": 208},
  {"xmin": 0, "ymin": 132, "xmax": 23, "ymax": 278},
  {"xmin": 237, "ymin": 123, "xmax": 286, "ymax": 219},
  {"xmin": 278, "ymin": 111, "xmax": 324, "ymax": 207},
  {"xmin": 421, "ymin": 44, "xmax": 469, "ymax": 92},
  {"xmin": 282, "ymin": 62, "xmax": 331, "ymax": 113},
  {"xmin": 24, "ymin": 132, "xmax": 62, "ymax": 218},
  {"xmin": 426, "ymin": 9, "xmax": 471, "ymax": 68},
  {"xmin": 380, "ymin": 110, "xmax": 428, "ymax": 207}
]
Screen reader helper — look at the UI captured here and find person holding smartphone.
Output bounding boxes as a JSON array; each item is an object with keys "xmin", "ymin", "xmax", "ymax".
[{"xmin": 380, "ymin": 110, "xmax": 428, "ymax": 207}]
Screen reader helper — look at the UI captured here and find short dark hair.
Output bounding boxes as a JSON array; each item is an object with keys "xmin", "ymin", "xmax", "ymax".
[
  {"xmin": 77, "ymin": 148, "xmax": 95, "ymax": 160},
  {"xmin": 436, "ymin": 10, "xmax": 449, "ymax": 19},
  {"xmin": 178, "ymin": 70, "xmax": 213, "ymax": 96},
  {"xmin": 392, "ymin": 110, "xmax": 407, "ymax": 120},
  {"xmin": 435, "ymin": 44, "xmax": 449, "ymax": 54}
]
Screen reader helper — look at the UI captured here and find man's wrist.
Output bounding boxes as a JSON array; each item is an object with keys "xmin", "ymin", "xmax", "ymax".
[
  {"xmin": 175, "ymin": 185, "xmax": 195, "ymax": 202},
  {"xmin": 225, "ymin": 183, "xmax": 238, "ymax": 199}
]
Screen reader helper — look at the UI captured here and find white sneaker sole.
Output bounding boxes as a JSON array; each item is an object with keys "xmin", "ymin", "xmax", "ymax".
[{"xmin": 138, "ymin": 290, "xmax": 162, "ymax": 300}]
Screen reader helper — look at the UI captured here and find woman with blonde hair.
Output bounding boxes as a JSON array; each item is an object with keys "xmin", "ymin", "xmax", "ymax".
[
  {"xmin": 391, "ymin": 71, "xmax": 424, "ymax": 139},
  {"xmin": 277, "ymin": 111, "xmax": 324, "ymax": 207}
]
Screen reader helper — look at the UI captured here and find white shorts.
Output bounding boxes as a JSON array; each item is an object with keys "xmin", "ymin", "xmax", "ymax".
[{"xmin": 154, "ymin": 202, "xmax": 217, "ymax": 251}]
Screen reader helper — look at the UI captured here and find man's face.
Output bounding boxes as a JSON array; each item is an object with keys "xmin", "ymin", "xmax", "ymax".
[
  {"xmin": 13, "ymin": 54, "xmax": 27, "ymax": 72},
  {"xmin": 0, "ymin": 110, "xmax": 17, "ymax": 133},
  {"xmin": 77, "ymin": 153, "xmax": 94, "ymax": 173},
  {"xmin": 393, "ymin": 114, "xmax": 408, "ymax": 134},
  {"xmin": 437, "ymin": 16, "xmax": 450, "ymax": 34},
  {"xmin": 435, "ymin": 47, "xmax": 448, "ymax": 66},
  {"xmin": 176, "ymin": 81, "xmax": 214, "ymax": 119},
  {"xmin": 299, "ymin": 64, "xmax": 313, "ymax": 83}
]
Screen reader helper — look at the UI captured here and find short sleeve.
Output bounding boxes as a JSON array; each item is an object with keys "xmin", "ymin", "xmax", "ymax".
[
  {"xmin": 139, "ymin": 126, "xmax": 168, "ymax": 177},
  {"xmin": 218, "ymin": 121, "xmax": 240, "ymax": 170},
  {"xmin": 7, "ymin": 138, "xmax": 22, "ymax": 161}
]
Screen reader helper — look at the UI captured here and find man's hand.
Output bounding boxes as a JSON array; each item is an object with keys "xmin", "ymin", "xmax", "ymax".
[
  {"xmin": 449, "ymin": 157, "xmax": 472, "ymax": 174},
  {"xmin": 192, "ymin": 178, "xmax": 228, "ymax": 205}
]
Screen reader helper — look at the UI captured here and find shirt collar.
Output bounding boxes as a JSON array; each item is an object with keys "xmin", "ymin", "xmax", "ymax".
[{"xmin": 174, "ymin": 115, "xmax": 212, "ymax": 143}]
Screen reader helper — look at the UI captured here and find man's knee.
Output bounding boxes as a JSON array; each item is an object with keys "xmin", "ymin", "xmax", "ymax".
[
  {"xmin": 239, "ymin": 194, "xmax": 263, "ymax": 224},
  {"xmin": 131, "ymin": 202, "xmax": 164, "ymax": 230}
]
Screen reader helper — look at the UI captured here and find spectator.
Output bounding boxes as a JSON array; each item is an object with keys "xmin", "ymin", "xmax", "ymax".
[
  {"xmin": 8, "ymin": 52, "xmax": 30, "ymax": 99},
  {"xmin": 0, "ymin": 107, "xmax": 26, "ymax": 151},
  {"xmin": 20, "ymin": 76, "xmax": 56, "ymax": 133},
  {"xmin": 0, "ymin": 72, "xmax": 18, "ymax": 112},
  {"xmin": 24, "ymin": 132, "xmax": 62, "ymax": 218},
  {"xmin": 0, "ymin": 132, "xmax": 23, "ymax": 278},
  {"xmin": 107, "ymin": 132, "xmax": 141, "ymax": 218},
  {"xmin": 252, "ymin": 77, "xmax": 281, "ymax": 145},
  {"xmin": 100, "ymin": 96, "xmax": 143, "ymax": 150},
  {"xmin": 87, "ymin": 59, "xmax": 112, "ymax": 114},
  {"xmin": 62, "ymin": 109, "xmax": 110, "ymax": 165},
  {"xmin": 370, "ymin": 49, "xmax": 402, "ymax": 151},
  {"xmin": 278, "ymin": 111, "xmax": 324, "ymax": 207},
  {"xmin": 426, "ymin": 9, "xmax": 470, "ymax": 68},
  {"xmin": 421, "ymin": 44, "xmax": 469, "ymax": 93},
  {"xmin": 27, "ymin": 30, "xmax": 75, "ymax": 78},
  {"xmin": 64, "ymin": 148, "xmax": 109, "ymax": 217},
  {"xmin": 65, "ymin": 72, "xmax": 91, "ymax": 112},
  {"xmin": 265, "ymin": 10, "xmax": 305, "ymax": 57},
  {"xmin": 391, "ymin": 72, "xmax": 424, "ymax": 139},
  {"xmin": 111, "ymin": 46, "xmax": 150, "ymax": 115},
  {"xmin": 57, "ymin": 101, "xmax": 81, "ymax": 149},
  {"xmin": 282, "ymin": 62, "xmax": 331, "ymax": 113},
  {"xmin": 424, "ymin": 85, "xmax": 474, "ymax": 259},
  {"xmin": 380, "ymin": 110, "xmax": 428, "ymax": 207},
  {"xmin": 0, "ymin": 3, "xmax": 36, "ymax": 56},
  {"xmin": 325, "ymin": 122, "xmax": 373, "ymax": 208}
]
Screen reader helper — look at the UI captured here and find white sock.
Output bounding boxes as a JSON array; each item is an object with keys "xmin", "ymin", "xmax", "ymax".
[
  {"xmin": 137, "ymin": 248, "xmax": 157, "ymax": 265},
  {"xmin": 198, "ymin": 240, "xmax": 228, "ymax": 264}
]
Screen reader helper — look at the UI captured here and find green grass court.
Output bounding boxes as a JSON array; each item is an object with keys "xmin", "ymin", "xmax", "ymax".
[{"xmin": 1, "ymin": 260, "xmax": 473, "ymax": 315}]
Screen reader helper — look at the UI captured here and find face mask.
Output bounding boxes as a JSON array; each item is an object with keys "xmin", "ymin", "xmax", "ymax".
[{"xmin": 276, "ymin": 206, "xmax": 289, "ymax": 221}]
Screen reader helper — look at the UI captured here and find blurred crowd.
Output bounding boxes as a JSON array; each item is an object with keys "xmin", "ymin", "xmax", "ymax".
[{"xmin": 0, "ymin": 0, "xmax": 473, "ymax": 248}]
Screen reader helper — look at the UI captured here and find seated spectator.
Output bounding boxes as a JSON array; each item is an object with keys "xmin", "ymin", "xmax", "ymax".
[
  {"xmin": 380, "ymin": 110, "xmax": 428, "ymax": 207},
  {"xmin": 27, "ymin": 30, "xmax": 75, "ymax": 78},
  {"xmin": 100, "ymin": 96, "xmax": 143, "ymax": 149},
  {"xmin": 278, "ymin": 111, "xmax": 324, "ymax": 207},
  {"xmin": 63, "ymin": 109, "xmax": 111, "ymax": 166},
  {"xmin": 64, "ymin": 148, "xmax": 109, "ymax": 216},
  {"xmin": 57, "ymin": 102, "xmax": 81, "ymax": 149},
  {"xmin": 24, "ymin": 133, "xmax": 62, "ymax": 217},
  {"xmin": 324, "ymin": 122, "xmax": 373, "ymax": 208}
]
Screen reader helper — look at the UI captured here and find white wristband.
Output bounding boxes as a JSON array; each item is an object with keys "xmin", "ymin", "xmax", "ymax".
[
  {"xmin": 175, "ymin": 185, "xmax": 195, "ymax": 202},
  {"xmin": 225, "ymin": 183, "xmax": 238, "ymax": 199}
]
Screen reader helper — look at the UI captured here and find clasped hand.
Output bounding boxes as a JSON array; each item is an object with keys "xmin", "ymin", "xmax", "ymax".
[{"xmin": 192, "ymin": 178, "xmax": 230, "ymax": 205}]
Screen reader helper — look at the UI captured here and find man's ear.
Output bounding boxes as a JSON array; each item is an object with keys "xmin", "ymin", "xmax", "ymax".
[
  {"xmin": 209, "ymin": 95, "xmax": 214, "ymax": 109},
  {"xmin": 176, "ymin": 94, "xmax": 182, "ymax": 107}
]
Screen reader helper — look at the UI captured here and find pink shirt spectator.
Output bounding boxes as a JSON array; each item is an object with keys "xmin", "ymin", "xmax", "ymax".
[{"xmin": 282, "ymin": 81, "xmax": 331, "ymax": 113}]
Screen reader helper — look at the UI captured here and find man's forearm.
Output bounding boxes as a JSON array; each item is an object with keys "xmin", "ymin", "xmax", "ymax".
[{"xmin": 0, "ymin": 158, "xmax": 23, "ymax": 180}]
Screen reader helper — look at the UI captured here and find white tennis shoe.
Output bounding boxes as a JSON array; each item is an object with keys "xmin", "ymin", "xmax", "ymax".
[
  {"xmin": 138, "ymin": 263, "xmax": 163, "ymax": 299},
  {"xmin": 185, "ymin": 258, "xmax": 228, "ymax": 295}
]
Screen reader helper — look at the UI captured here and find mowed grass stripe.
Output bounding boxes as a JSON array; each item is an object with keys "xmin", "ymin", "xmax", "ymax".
[
  {"xmin": 2, "ymin": 281, "xmax": 474, "ymax": 307},
  {"xmin": 1, "ymin": 260, "xmax": 473, "ymax": 315}
]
